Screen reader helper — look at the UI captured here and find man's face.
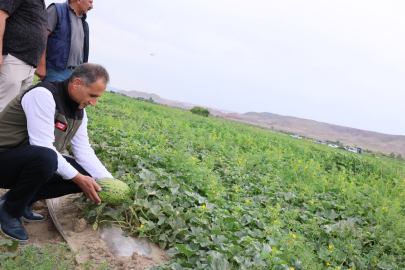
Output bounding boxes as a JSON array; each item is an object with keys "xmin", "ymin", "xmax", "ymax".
[
  {"xmin": 78, "ymin": 0, "xmax": 93, "ymax": 14},
  {"xmin": 71, "ymin": 78, "xmax": 106, "ymax": 109}
]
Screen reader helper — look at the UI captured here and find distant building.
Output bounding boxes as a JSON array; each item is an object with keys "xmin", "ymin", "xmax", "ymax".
[
  {"xmin": 328, "ymin": 144, "xmax": 339, "ymax": 148},
  {"xmin": 290, "ymin": 135, "xmax": 302, "ymax": 139},
  {"xmin": 314, "ymin": 140, "xmax": 325, "ymax": 145}
]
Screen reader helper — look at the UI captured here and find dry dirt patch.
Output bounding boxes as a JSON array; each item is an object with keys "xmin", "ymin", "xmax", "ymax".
[{"xmin": 0, "ymin": 189, "xmax": 170, "ymax": 270}]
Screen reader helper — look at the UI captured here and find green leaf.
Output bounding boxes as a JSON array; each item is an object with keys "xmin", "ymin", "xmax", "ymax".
[
  {"xmin": 190, "ymin": 226, "xmax": 203, "ymax": 236},
  {"xmin": 0, "ymin": 238, "xmax": 13, "ymax": 247},
  {"xmin": 158, "ymin": 216, "xmax": 167, "ymax": 225},
  {"xmin": 207, "ymin": 251, "xmax": 230, "ymax": 270},
  {"xmin": 72, "ymin": 195, "xmax": 86, "ymax": 203},
  {"xmin": 150, "ymin": 205, "xmax": 162, "ymax": 215},
  {"xmin": 96, "ymin": 203, "xmax": 107, "ymax": 214},
  {"xmin": 158, "ymin": 241, "xmax": 167, "ymax": 250},
  {"xmin": 145, "ymin": 188, "xmax": 158, "ymax": 196},
  {"xmin": 260, "ymin": 251, "xmax": 271, "ymax": 260},
  {"xmin": 174, "ymin": 244, "xmax": 197, "ymax": 260},
  {"xmin": 168, "ymin": 216, "xmax": 186, "ymax": 230},
  {"xmin": 211, "ymin": 235, "xmax": 227, "ymax": 246},
  {"xmin": 7, "ymin": 239, "xmax": 19, "ymax": 252},
  {"xmin": 139, "ymin": 169, "xmax": 156, "ymax": 181},
  {"xmin": 253, "ymin": 256, "xmax": 266, "ymax": 267},
  {"xmin": 194, "ymin": 234, "xmax": 212, "ymax": 247},
  {"xmin": 186, "ymin": 242, "xmax": 200, "ymax": 251},
  {"xmin": 272, "ymin": 257, "xmax": 286, "ymax": 265}
]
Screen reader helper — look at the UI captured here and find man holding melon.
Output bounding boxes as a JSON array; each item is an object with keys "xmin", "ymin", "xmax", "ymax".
[{"xmin": 0, "ymin": 63, "xmax": 113, "ymax": 243}]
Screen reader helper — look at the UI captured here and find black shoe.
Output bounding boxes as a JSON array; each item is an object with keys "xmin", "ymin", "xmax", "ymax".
[
  {"xmin": 21, "ymin": 206, "xmax": 44, "ymax": 222},
  {"xmin": 0, "ymin": 201, "xmax": 29, "ymax": 243},
  {"xmin": 0, "ymin": 192, "xmax": 44, "ymax": 222}
]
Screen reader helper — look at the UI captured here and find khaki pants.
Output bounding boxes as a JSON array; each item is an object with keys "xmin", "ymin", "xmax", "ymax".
[{"xmin": 0, "ymin": 54, "xmax": 35, "ymax": 112}]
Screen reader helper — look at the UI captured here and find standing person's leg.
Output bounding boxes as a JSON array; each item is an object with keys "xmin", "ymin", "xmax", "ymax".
[
  {"xmin": 42, "ymin": 68, "xmax": 73, "ymax": 82},
  {"xmin": 0, "ymin": 145, "xmax": 58, "ymax": 242},
  {"xmin": 20, "ymin": 65, "xmax": 36, "ymax": 92},
  {"xmin": 0, "ymin": 55, "xmax": 34, "ymax": 112}
]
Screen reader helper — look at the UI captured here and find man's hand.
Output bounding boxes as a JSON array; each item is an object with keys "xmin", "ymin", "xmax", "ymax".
[
  {"xmin": 34, "ymin": 63, "xmax": 46, "ymax": 80},
  {"xmin": 71, "ymin": 173, "xmax": 102, "ymax": 204},
  {"xmin": 36, "ymin": 31, "xmax": 49, "ymax": 81}
]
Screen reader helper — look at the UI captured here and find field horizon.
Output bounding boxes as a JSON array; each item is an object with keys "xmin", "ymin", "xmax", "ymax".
[{"xmin": 115, "ymin": 88, "xmax": 405, "ymax": 157}]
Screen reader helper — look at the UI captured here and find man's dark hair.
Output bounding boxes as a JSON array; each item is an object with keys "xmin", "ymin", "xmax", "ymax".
[{"xmin": 69, "ymin": 63, "xmax": 110, "ymax": 86}]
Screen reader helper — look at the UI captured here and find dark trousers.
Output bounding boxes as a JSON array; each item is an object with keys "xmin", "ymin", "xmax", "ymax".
[{"xmin": 0, "ymin": 145, "xmax": 89, "ymax": 218}]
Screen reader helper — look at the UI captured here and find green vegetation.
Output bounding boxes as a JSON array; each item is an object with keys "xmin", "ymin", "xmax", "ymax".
[
  {"xmin": 0, "ymin": 234, "xmax": 112, "ymax": 269},
  {"xmin": 190, "ymin": 106, "xmax": 210, "ymax": 117},
  {"xmin": 33, "ymin": 75, "xmax": 40, "ymax": 85},
  {"xmin": 0, "ymin": 237, "xmax": 76, "ymax": 269},
  {"xmin": 3, "ymin": 84, "xmax": 404, "ymax": 269},
  {"xmin": 75, "ymin": 92, "xmax": 405, "ymax": 269}
]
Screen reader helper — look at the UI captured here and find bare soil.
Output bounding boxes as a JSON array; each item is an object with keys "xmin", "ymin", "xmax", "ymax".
[{"xmin": 0, "ymin": 189, "xmax": 170, "ymax": 270}]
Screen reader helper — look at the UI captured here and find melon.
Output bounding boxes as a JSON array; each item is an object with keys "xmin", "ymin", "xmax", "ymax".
[{"xmin": 96, "ymin": 178, "xmax": 132, "ymax": 205}]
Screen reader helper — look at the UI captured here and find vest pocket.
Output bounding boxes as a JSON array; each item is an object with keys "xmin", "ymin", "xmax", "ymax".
[{"xmin": 47, "ymin": 39, "xmax": 70, "ymax": 69}]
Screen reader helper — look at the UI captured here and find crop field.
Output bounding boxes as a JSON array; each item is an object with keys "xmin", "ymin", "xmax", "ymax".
[
  {"xmin": 2, "ymin": 91, "xmax": 404, "ymax": 269},
  {"xmin": 75, "ymin": 92, "xmax": 405, "ymax": 270},
  {"xmin": 2, "ymin": 89, "xmax": 400, "ymax": 270}
]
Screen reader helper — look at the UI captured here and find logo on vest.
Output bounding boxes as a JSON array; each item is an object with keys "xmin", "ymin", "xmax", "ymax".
[{"xmin": 55, "ymin": 121, "xmax": 67, "ymax": 131}]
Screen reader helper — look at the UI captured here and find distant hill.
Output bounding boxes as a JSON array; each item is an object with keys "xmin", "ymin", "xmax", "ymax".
[
  {"xmin": 106, "ymin": 85, "xmax": 122, "ymax": 92},
  {"xmin": 118, "ymin": 90, "xmax": 231, "ymax": 117},
  {"xmin": 232, "ymin": 112, "xmax": 405, "ymax": 156},
  {"xmin": 118, "ymin": 89, "xmax": 405, "ymax": 156}
]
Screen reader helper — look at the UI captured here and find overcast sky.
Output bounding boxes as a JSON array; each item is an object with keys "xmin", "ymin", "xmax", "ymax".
[{"xmin": 46, "ymin": 0, "xmax": 405, "ymax": 135}]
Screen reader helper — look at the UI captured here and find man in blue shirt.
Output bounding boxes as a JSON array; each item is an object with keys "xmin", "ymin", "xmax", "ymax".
[{"xmin": 35, "ymin": 0, "xmax": 93, "ymax": 82}]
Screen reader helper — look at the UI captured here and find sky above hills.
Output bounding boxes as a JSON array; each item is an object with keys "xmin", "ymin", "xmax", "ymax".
[{"xmin": 46, "ymin": 0, "xmax": 405, "ymax": 135}]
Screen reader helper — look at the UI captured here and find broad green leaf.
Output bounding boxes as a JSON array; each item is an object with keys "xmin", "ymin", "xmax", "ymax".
[
  {"xmin": 211, "ymin": 235, "xmax": 227, "ymax": 246},
  {"xmin": 158, "ymin": 216, "xmax": 167, "ymax": 225},
  {"xmin": 272, "ymin": 257, "xmax": 286, "ymax": 265},
  {"xmin": 194, "ymin": 234, "xmax": 212, "ymax": 247},
  {"xmin": 7, "ymin": 239, "xmax": 19, "ymax": 252},
  {"xmin": 174, "ymin": 244, "xmax": 197, "ymax": 259},
  {"xmin": 150, "ymin": 205, "xmax": 162, "ymax": 215},
  {"xmin": 207, "ymin": 251, "xmax": 230, "ymax": 270}
]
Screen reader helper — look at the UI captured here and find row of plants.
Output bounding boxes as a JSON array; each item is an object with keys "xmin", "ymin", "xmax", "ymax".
[{"xmin": 79, "ymin": 92, "xmax": 405, "ymax": 269}]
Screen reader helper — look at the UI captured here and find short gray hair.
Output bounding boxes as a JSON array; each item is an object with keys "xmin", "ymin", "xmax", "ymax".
[{"xmin": 69, "ymin": 63, "xmax": 110, "ymax": 86}]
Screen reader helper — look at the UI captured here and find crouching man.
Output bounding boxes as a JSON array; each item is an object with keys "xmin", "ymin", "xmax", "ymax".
[{"xmin": 0, "ymin": 63, "xmax": 112, "ymax": 243}]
